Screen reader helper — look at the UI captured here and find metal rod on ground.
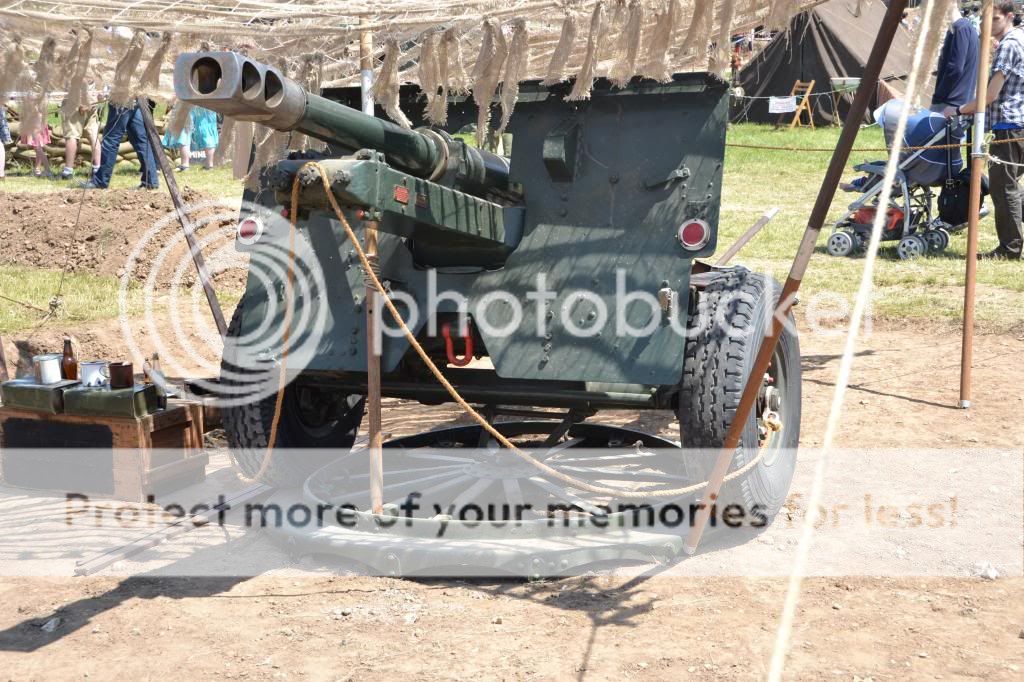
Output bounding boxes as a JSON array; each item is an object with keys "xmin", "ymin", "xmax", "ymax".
[
  {"xmin": 684, "ymin": 0, "xmax": 909, "ymax": 555},
  {"xmin": 364, "ymin": 219, "xmax": 384, "ymax": 515},
  {"xmin": 716, "ymin": 207, "xmax": 780, "ymax": 266},
  {"xmin": 74, "ymin": 483, "xmax": 273, "ymax": 576},
  {"xmin": 960, "ymin": 3, "xmax": 994, "ymax": 410},
  {"xmin": 138, "ymin": 97, "xmax": 228, "ymax": 338}
]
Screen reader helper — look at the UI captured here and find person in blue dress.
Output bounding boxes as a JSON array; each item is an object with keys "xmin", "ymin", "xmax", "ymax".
[
  {"xmin": 161, "ymin": 103, "xmax": 192, "ymax": 171},
  {"xmin": 162, "ymin": 104, "xmax": 219, "ymax": 171},
  {"xmin": 189, "ymin": 106, "xmax": 219, "ymax": 170}
]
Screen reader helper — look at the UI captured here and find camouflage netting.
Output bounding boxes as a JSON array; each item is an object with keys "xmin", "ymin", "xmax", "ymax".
[{"xmin": 0, "ymin": 0, "xmax": 947, "ymax": 176}]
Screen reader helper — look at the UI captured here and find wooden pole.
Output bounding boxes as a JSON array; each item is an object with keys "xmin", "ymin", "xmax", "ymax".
[
  {"xmin": 959, "ymin": 3, "xmax": 994, "ymax": 409},
  {"xmin": 684, "ymin": 0, "xmax": 909, "ymax": 555},
  {"xmin": 358, "ymin": 22, "xmax": 383, "ymax": 514},
  {"xmin": 364, "ymin": 219, "xmax": 384, "ymax": 515},
  {"xmin": 138, "ymin": 98, "xmax": 228, "ymax": 338},
  {"xmin": 360, "ymin": 24, "xmax": 374, "ymax": 116}
]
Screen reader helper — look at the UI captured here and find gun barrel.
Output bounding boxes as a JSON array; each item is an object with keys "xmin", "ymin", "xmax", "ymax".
[{"xmin": 174, "ymin": 51, "xmax": 509, "ymax": 187}]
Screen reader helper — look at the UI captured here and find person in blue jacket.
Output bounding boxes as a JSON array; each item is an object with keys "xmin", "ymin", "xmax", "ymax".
[{"xmin": 932, "ymin": 3, "xmax": 980, "ymax": 113}]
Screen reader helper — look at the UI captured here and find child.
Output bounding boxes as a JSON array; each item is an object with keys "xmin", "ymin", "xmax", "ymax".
[
  {"xmin": 0, "ymin": 104, "xmax": 11, "ymax": 180},
  {"xmin": 22, "ymin": 113, "xmax": 52, "ymax": 178},
  {"xmin": 189, "ymin": 106, "xmax": 219, "ymax": 170},
  {"xmin": 161, "ymin": 100, "xmax": 192, "ymax": 171}
]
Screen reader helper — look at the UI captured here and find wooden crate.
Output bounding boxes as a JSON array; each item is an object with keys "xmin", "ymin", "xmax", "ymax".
[{"xmin": 0, "ymin": 400, "xmax": 209, "ymax": 502}]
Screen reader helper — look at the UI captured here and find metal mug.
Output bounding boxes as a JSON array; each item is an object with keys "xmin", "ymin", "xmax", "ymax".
[
  {"xmin": 32, "ymin": 353, "xmax": 63, "ymax": 385},
  {"xmin": 108, "ymin": 361, "xmax": 134, "ymax": 389},
  {"xmin": 80, "ymin": 360, "xmax": 110, "ymax": 387}
]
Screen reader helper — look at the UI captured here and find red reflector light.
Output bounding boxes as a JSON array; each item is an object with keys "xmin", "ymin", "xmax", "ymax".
[
  {"xmin": 237, "ymin": 217, "xmax": 263, "ymax": 244},
  {"xmin": 678, "ymin": 219, "xmax": 711, "ymax": 250},
  {"xmin": 393, "ymin": 185, "xmax": 410, "ymax": 204}
]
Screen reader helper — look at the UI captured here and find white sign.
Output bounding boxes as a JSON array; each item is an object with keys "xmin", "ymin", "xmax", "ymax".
[{"xmin": 769, "ymin": 95, "xmax": 798, "ymax": 114}]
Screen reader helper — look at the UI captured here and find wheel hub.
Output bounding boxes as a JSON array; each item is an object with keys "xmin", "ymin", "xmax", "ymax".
[
  {"xmin": 756, "ymin": 368, "xmax": 786, "ymax": 457},
  {"xmin": 897, "ymin": 234, "xmax": 927, "ymax": 260}
]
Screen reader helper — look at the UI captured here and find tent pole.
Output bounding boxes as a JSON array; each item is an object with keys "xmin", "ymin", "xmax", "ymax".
[
  {"xmin": 359, "ymin": 22, "xmax": 374, "ymax": 116},
  {"xmin": 684, "ymin": 0, "xmax": 909, "ymax": 555},
  {"xmin": 959, "ymin": 2, "xmax": 994, "ymax": 409},
  {"xmin": 358, "ymin": 21, "xmax": 383, "ymax": 513}
]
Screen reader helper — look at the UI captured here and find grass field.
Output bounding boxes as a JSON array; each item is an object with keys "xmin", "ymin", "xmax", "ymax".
[
  {"xmin": 0, "ymin": 266, "xmax": 149, "ymax": 335},
  {"xmin": 720, "ymin": 124, "xmax": 1024, "ymax": 331},
  {"xmin": 0, "ymin": 153, "xmax": 241, "ymax": 196},
  {"xmin": 1, "ymin": 122, "xmax": 1023, "ymax": 334}
]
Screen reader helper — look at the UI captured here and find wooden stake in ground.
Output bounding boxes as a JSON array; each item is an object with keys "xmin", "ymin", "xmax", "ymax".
[
  {"xmin": 960, "ymin": 3, "xmax": 994, "ymax": 410},
  {"xmin": 137, "ymin": 98, "xmax": 228, "ymax": 338},
  {"xmin": 0, "ymin": 336, "xmax": 9, "ymax": 382},
  {"xmin": 359, "ymin": 22, "xmax": 383, "ymax": 514},
  {"xmin": 364, "ymin": 219, "xmax": 384, "ymax": 515},
  {"xmin": 684, "ymin": 0, "xmax": 909, "ymax": 555}
]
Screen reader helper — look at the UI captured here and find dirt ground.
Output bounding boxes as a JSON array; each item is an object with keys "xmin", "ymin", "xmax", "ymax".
[
  {"xmin": 0, "ymin": 312, "xmax": 1022, "ymax": 679},
  {"xmin": 7, "ymin": 314, "xmax": 1023, "ymax": 451},
  {"xmin": 0, "ymin": 188, "xmax": 244, "ymax": 288},
  {"xmin": 0, "ymin": 574, "xmax": 1020, "ymax": 680},
  {"xmin": 1, "ymin": 184, "xmax": 1023, "ymax": 679}
]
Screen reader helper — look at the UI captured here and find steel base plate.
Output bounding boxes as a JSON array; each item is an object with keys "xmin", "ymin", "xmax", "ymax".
[
  {"xmin": 264, "ymin": 489, "xmax": 684, "ymax": 577},
  {"xmin": 259, "ymin": 421, "xmax": 698, "ymax": 576}
]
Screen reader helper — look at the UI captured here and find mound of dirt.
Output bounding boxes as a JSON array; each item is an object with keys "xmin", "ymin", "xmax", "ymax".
[{"xmin": 0, "ymin": 188, "xmax": 247, "ymax": 289}]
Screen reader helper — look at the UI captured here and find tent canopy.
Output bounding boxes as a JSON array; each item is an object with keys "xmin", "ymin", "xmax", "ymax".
[
  {"xmin": 737, "ymin": 0, "xmax": 916, "ymax": 125},
  {"xmin": 0, "ymin": 1, "xmax": 826, "ymax": 98}
]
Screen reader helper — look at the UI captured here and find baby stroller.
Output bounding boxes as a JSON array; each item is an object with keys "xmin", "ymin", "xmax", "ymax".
[{"xmin": 829, "ymin": 100, "xmax": 985, "ymax": 260}]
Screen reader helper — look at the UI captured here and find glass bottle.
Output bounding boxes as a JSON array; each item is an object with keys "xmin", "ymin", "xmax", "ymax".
[{"xmin": 61, "ymin": 337, "xmax": 78, "ymax": 381}]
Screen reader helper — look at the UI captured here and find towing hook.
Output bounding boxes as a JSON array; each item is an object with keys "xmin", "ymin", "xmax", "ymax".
[
  {"xmin": 441, "ymin": 321, "xmax": 474, "ymax": 367},
  {"xmin": 763, "ymin": 410, "xmax": 783, "ymax": 432}
]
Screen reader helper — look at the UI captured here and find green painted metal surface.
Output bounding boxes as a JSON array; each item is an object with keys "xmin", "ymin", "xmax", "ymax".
[
  {"xmin": 63, "ymin": 385, "xmax": 159, "ymax": 418},
  {"xmin": 0, "ymin": 379, "xmax": 78, "ymax": 414},
  {"xmin": 275, "ymin": 156, "xmax": 522, "ymax": 259},
  {"xmin": 234, "ymin": 72, "xmax": 729, "ymax": 388}
]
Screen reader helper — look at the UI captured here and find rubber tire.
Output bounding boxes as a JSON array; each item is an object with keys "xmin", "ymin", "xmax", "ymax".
[
  {"xmin": 678, "ymin": 267, "xmax": 802, "ymax": 522},
  {"xmin": 921, "ymin": 229, "xmax": 947, "ymax": 253},
  {"xmin": 827, "ymin": 230, "xmax": 855, "ymax": 258},
  {"xmin": 220, "ymin": 298, "xmax": 365, "ymax": 486}
]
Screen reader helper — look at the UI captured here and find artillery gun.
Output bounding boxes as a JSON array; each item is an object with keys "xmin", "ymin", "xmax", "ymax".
[{"xmin": 174, "ymin": 52, "xmax": 801, "ymax": 547}]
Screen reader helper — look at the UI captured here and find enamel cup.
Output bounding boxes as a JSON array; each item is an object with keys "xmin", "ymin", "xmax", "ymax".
[
  {"xmin": 80, "ymin": 360, "xmax": 110, "ymax": 387},
  {"xmin": 32, "ymin": 353, "xmax": 62, "ymax": 385}
]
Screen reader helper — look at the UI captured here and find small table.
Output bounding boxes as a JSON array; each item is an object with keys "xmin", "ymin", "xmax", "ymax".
[
  {"xmin": 0, "ymin": 401, "xmax": 208, "ymax": 501},
  {"xmin": 830, "ymin": 77, "xmax": 862, "ymax": 125}
]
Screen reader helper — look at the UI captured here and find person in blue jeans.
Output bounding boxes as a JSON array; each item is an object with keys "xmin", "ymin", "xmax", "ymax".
[{"xmin": 83, "ymin": 100, "xmax": 160, "ymax": 190}]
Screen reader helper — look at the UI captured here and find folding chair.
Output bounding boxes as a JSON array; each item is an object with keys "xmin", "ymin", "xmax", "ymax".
[{"xmin": 778, "ymin": 80, "xmax": 816, "ymax": 129}]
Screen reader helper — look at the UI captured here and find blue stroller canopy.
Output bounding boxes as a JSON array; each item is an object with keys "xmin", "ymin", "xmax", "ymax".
[{"xmin": 874, "ymin": 100, "xmax": 964, "ymax": 186}]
